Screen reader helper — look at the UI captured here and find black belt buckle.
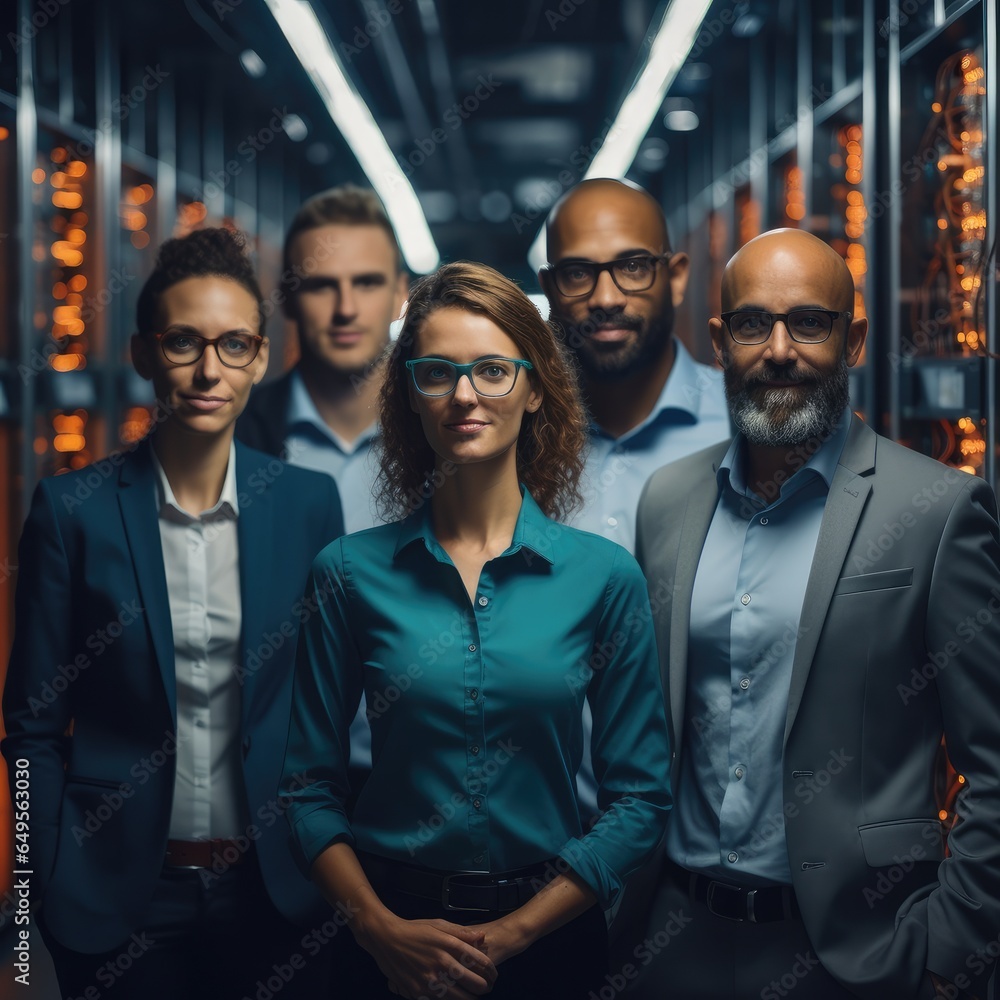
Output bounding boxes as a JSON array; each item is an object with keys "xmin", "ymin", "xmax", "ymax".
[
  {"xmin": 705, "ymin": 879, "xmax": 755, "ymax": 922},
  {"xmin": 441, "ymin": 872, "xmax": 492, "ymax": 912}
]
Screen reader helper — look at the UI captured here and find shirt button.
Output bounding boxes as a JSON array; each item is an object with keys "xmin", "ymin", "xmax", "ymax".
[
  {"xmin": 760, "ymin": 517, "xmax": 769, "ymax": 525},
  {"xmin": 727, "ymin": 852, "xmax": 739, "ymax": 863},
  {"xmin": 470, "ymin": 746, "xmax": 480, "ymax": 755},
  {"xmin": 472, "ymin": 798, "xmax": 482, "ymax": 810},
  {"xmin": 468, "ymin": 644, "xmax": 477, "ymax": 652},
  {"xmin": 477, "ymin": 596, "xmax": 488, "ymax": 607},
  {"xmin": 469, "ymin": 688, "xmax": 479, "ymax": 700},
  {"xmin": 739, "ymin": 677, "xmax": 750, "ymax": 690},
  {"xmin": 734, "ymin": 766, "xmax": 745, "ymax": 779},
  {"xmin": 740, "ymin": 594, "xmax": 751, "ymax": 606},
  {"xmin": 607, "ymin": 516, "xmax": 618, "ymax": 527}
]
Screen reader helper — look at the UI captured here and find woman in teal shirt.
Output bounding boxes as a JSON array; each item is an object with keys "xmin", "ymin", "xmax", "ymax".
[{"xmin": 281, "ymin": 261, "xmax": 671, "ymax": 999}]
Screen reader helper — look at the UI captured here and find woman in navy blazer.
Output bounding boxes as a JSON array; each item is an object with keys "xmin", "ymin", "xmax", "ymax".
[{"xmin": 2, "ymin": 229, "xmax": 343, "ymax": 1000}]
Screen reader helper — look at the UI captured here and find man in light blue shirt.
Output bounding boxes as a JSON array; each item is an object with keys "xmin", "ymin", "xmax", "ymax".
[
  {"xmin": 540, "ymin": 179, "xmax": 730, "ymax": 822},
  {"xmin": 668, "ymin": 411, "xmax": 851, "ymax": 885},
  {"xmin": 237, "ymin": 185, "xmax": 408, "ymax": 534},
  {"xmin": 238, "ymin": 186, "xmax": 408, "ymax": 789},
  {"xmin": 540, "ymin": 178, "xmax": 730, "ymax": 554}
]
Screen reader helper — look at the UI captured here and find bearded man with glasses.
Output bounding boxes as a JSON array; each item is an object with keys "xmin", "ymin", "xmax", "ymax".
[
  {"xmin": 620, "ymin": 228, "xmax": 1000, "ymax": 1000},
  {"xmin": 539, "ymin": 179, "xmax": 732, "ymax": 841},
  {"xmin": 539, "ymin": 178, "xmax": 731, "ymax": 555}
]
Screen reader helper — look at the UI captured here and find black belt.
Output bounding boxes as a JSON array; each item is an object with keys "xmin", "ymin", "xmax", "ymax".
[
  {"xmin": 666, "ymin": 859, "xmax": 799, "ymax": 923},
  {"xmin": 358, "ymin": 852, "xmax": 553, "ymax": 913},
  {"xmin": 164, "ymin": 838, "xmax": 252, "ymax": 869}
]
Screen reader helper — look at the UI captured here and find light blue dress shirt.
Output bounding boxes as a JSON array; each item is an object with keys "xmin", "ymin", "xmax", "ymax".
[
  {"xmin": 568, "ymin": 339, "xmax": 731, "ymax": 553},
  {"xmin": 280, "ymin": 490, "xmax": 672, "ymax": 909},
  {"xmin": 572, "ymin": 339, "xmax": 729, "ymax": 821},
  {"xmin": 667, "ymin": 411, "xmax": 851, "ymax": 884},
  {"xmin": 283, "ymin": 369, "xmax": 381, "ymax": 773},
  {"xmin": 283, "ymin": 369, "xmax": 381, "ymax": 535}
]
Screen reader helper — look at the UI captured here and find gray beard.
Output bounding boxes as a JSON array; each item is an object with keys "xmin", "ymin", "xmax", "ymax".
[{"xmin": 726, "ymin": 359, "xmax": 849, "ymax": 447}]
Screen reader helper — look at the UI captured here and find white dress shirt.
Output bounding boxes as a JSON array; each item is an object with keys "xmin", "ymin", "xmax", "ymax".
[{"xmin": 153, "ymin": 443, "xmax": 248, "ymax": 840}]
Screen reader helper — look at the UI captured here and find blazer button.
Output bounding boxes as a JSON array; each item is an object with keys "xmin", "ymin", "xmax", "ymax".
[{"xmin": 242, "ymin": 736, "xmax": 252, "ymax": 759}]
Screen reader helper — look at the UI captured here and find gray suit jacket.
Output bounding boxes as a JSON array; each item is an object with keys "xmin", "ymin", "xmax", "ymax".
[{"xmin": 625, "ymin": 416, "xmax": 1000, "ymax": 998}]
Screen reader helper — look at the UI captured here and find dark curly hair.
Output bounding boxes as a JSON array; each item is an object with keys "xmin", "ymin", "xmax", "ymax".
[
  {"xmin": 376, "ymin": 261, "xmax": 587, "ymax": 521},
  {"xmin": 136, "ymin": 228, "xmax": 264, "ymax": 336}
]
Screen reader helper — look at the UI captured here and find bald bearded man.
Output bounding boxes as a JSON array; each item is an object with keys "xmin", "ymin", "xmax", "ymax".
[
  {"xmin": 619, "ymin": 230, "xmax": 1000, "ymax": 999},
  {"xmin": 540, "ymin": 179, "xmax": 730, "ymax": 553}
]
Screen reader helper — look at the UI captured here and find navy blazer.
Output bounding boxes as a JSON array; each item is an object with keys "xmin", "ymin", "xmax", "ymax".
[{"xmin": 2, "ymin": 439, "xmax": 343, "ymax": 953}]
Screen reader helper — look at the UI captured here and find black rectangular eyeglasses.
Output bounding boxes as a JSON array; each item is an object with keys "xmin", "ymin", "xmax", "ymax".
[{"xmin": 720, "ymin": 309, "xmax": 849, "ymax": 345}]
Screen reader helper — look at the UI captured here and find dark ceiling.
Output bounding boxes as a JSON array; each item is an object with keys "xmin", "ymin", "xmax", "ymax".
[
  {"xmin": 179, "ymin": 0, "xmax": 683, "ymax": 280},
  {"xmin": 20, "ymin": 0, "xmax": 765, "ymax": 282}
]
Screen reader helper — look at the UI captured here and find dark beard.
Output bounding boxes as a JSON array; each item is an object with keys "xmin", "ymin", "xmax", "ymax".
[
  {"xmin": 725, "ymin": 358, "xmax": 850, "ymax": 447},
  {"xmin": 561, "ymin": 308, "xmax": 674, "ymax": 381}
]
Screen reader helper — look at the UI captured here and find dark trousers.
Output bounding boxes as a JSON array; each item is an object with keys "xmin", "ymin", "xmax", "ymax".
[
  {"xmin": 623, "ymin": 868, "xmax": 865, "ymax": 1000},
  {"xmin": 338, "ymin": 884, "xmax": 609, "ymax": 1000},
  {"xmin": 40, "ymin": 860, "xmax": 334, "ymax": 1000}
]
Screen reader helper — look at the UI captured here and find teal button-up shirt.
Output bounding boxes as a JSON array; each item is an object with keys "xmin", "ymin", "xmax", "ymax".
[{"xmin": 281, "ymin": 490, "xmax": 672, "ymax": 909}]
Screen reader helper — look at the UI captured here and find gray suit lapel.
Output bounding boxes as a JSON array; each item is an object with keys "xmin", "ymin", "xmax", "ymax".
[
  {"xmin": 669, "ymin": 463, "xmax": 721, "ymax": 756},
  {"xmin": 783, "ymin": 417, "xmax": 876, "ymax": 744}
]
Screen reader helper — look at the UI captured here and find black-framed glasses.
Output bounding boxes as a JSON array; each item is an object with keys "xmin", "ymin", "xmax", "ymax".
[
  {"xmin": 405, "ymin": 357, "xmax": 534, "ymax": 397},
  {"xmin": 155, "ymin": 331, "xmax": 265, "ymax": 368},
  {"xmin": 540, "ymin": 254, "xmax": 671, "ymax": 298},
  {"xmin": 720, "ymin": 309, "xmax": 850, "ymax": 346}
]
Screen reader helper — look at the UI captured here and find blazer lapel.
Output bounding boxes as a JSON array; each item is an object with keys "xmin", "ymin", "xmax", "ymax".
[
  {"xmin": 117, "ymin": 441, "xmax": 177, "ymax": 722},
  {"xmin": 235, "ymin": 444, "xmax": 273, "ymax": 715},
  {"xmin": 669, "ymin": 459, "xmax": 722, "ymax": 756},
  {"xmin": 783, "ymin": 417, "xmax": 876, "ymax": 744}
]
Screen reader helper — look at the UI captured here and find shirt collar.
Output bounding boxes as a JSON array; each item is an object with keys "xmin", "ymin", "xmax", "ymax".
[
  {"xmin": 590, "ymin": 339, "xmax": 705, "ymax": 440},
  {"xmin": 287, "ymin": 367, "xmax": 379, "ymax": 454},
  {"xmin": 393, "ymin": 487, "xmax": 556, "ymax": 566},
  {"xmin": 151, "ymin": 439, "xmax": 240, "ymax": 522},
  {"xmin": 655, "ymin": 338, "xmax": 708, "ymax": 423},
  {"xmin": 719, "ymin": 406, "xmax": 853, "ymax": 498}
]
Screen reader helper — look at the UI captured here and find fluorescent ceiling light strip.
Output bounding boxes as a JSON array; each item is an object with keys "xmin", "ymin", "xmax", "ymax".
[
  {"xmin": 265, "ymin": 0, "xmax": 440, "ymax": 272},
  {"xmin": 528, "ymin": 0, "xmax": 714, "ymax": 271}
]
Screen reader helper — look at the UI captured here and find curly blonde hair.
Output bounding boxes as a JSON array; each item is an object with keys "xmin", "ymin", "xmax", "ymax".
[{"xmin": 375, "ymin": 261, "xmax": 587, "ymax": 521}]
